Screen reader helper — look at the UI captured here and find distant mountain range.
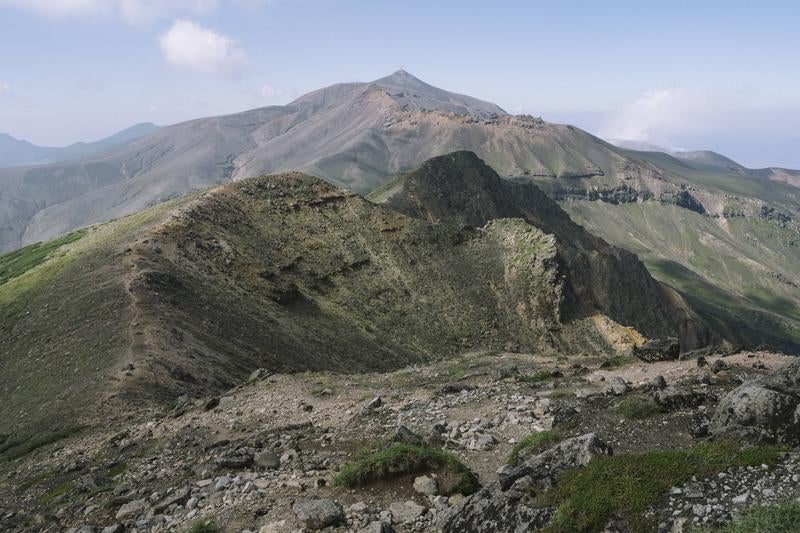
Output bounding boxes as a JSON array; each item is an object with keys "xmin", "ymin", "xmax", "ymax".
[
  {"xmin": 1, "ymin": 70, "xmax": 799, "ymax": 353},
  {"xmin": 0, "ymin": 122, "xmax": 159, "ymax": 168},
  {"xmin": 607, "ymin": 138, "xmax": 800, "ymax": 187}
]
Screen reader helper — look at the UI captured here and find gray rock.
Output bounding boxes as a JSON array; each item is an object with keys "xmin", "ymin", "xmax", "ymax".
[
  {"xmin": 292, "ymin": 498, "xmax": 343, "ymax": 529},
  {"xmin": 634, "ymin": 338, "xmax": 680, "ymax": 362},
  {"xmin": 654, "ymin": 385, "xmax": 706, "ymax": 410},
  {"xmin": 100, "ymin": 526, "xmax": 124, "ymax": 533},
  {"xmin": 608, "ymin": 377, "xmax": 630, "ymax": 396},
  {"xmin": 413, "ymin": 475, "xmax": 438, "ymax": 495},
  {"xmin": 443, "ymin": 434, "xmax": 611, "ymax": 533},
  {"xmin": 149, "ymin": 486, "xmax": 190, "ymax": 516},
  {"xmin": 650, "ymin": 375, "xmax": 667, "ymax": 390},
  {"xmin": 247, "ymin": 368, "xmax": 271, "ymax": 384},
  {"xmin": 389, "ymin": 501, "xmax": 426, "ymax": 523},
  {"xmin": 115, "ymin": 499, "xmax": 147, "ymax": 520},
  {"xmin": 365, "ymin": 396, "xmax": 383, "ymax": 411},
  {"xmin": 710, "ymin": 361, "xmax": 800, "ymax": 442},
  {"xmin": 358, "ymin": 522, "xmax": 394, "ymax": 533},
  {"xmin": 254, "ymin": 450, "xmax": 280, "ymax": 469},
  {"xmin": 498, "ymin": 433, "xmax": 613, "ymax": 491},
  {"xmin": 214, "ymin": 475, "xmax": 232, "ymax": 491},
  {"xmin": 391, "ymin": 425, "xmax": 424, "ymax": 446}
]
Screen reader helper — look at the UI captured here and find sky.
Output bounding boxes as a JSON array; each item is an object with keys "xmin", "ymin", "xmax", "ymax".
[{"xmin": 0, "ymin": 0, "xmax": 799, "ymax": 168}]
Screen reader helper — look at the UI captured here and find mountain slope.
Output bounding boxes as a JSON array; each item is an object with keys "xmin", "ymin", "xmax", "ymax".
[
  {"xmin": 0, "ymin": 153, "xmax": 714, "ymax": 435},
  {"xmin": 0, "ymin": 71, "xmax": 641, "ymax": 253},
  {"xmin": 0, "ymin": 123, "xmax": 159, "ymax": 168}
]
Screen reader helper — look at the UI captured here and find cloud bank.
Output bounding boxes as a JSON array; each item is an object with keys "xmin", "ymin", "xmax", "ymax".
[{"xmin": 159, "ymin": 19, "xmax": 248, "ymax": 77}]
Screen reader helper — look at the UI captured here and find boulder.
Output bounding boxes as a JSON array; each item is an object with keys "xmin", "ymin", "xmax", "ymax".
[
  {"xmin": 292, "ymin": 498, "xmax": 343, "ymax": 530},
  {"xmin": 115, "ymin": 499, "xmax": 147, "ymax": 520},
  {"xmin": 442, "ymin": 434, "xmax": 611, "ymax": 533},
  {"xmin": 710, "ymin": 365, "xmax": 800, "ymax": 443},
  {"xmin": 634, "ymin": 338, "xmax": 680, "ymax": 362},
  {"xmin": 498, "ymin": 433, "xmax": 612, "ymax": 491},
  {"xmin": 413, "ymin": 475, "xmax": 438, "ymax": 495},
  {"xmin": 654, "ymin": 386, "xmax": 707, "ymax": 410},
  {"xmin": 149, "ymin": 486, "xmax": 190, "ymax": 516},
  {"xmin": 389, "ymin": 501, "xmax": 426, "ymax": 523}
]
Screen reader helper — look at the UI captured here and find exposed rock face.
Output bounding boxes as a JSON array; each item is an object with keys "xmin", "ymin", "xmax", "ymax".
[
  {"xmin": 442, "ymin": 433, "xmax": 612, "ymax": 533},
  {"xmin": 292, "ymin": 498, "xmax": 344, "ymax": 529},
  {"xmin": 711, "ymin": 361, "xmax": 800, "ymax": 442}
]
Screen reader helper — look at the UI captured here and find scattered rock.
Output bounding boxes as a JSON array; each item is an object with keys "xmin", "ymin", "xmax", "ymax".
[
  {"xmin": 254, "ymin": 450, "xmax": 280, "ymax": 469},
  {"xmin": 292, "ymin": 498, "xmax": 344, "ymax": 530}
]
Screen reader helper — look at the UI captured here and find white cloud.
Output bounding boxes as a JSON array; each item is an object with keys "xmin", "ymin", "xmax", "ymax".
[
  {"xmin": 0, "ymin": 81, "xmax": 10, "ymax": 96},
  {"xmin": 159, "ymin": 20, "xmax": 248, "ymax": 77},
  {"xmin": 0, "ymin": 0, "xmax": 260, "ymax": 23},
  {"xmin": 258, "ymin": 84, "xmax": 285, "ymax": 99},
  {"xmin": 599, "ymin": 87, "xmax": 741, "ymax": 145}
]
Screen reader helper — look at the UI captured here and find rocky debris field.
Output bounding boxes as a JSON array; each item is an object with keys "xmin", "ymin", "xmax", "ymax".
[{"xmin": 1, "ymin": 349, "xmax": 799, "ymax": 533}]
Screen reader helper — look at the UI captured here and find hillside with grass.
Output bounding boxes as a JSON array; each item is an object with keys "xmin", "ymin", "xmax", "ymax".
[{"xmin": 0, "ymin": 152, "xmax": 716, "ymax": 438}]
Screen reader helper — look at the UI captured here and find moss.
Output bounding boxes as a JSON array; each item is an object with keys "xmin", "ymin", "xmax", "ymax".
[
  {"xmin": 543, "ymin": 440, "xmax": 786, "ymax": 533},
  {"xmin": 508, "ymin": 431, "xmax": 559, "ymax": 466},
  {"xmin": 0, "ymin": 230, "xmax": 86, "ymax": 286},
  {"xmin": 616, "ymin": 395, "xmax": 663, "ymax": 419},
  {"xmin": 691, "ymin": 502, "xmax": 800, "ymax": 532},
  {"xmin": 334, "ymin": 442, "xmax": 479, "ymax": 495}
]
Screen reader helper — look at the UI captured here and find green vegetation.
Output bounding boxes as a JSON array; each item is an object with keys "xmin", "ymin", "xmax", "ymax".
[
  {"xmin": 187, "ymin": 520, "xmax": 219, "ymax": 533},
  {"xmin": 692, "ymin": 502, "xmax": 800, "ymax": 532},
  {"xmin": 41, "ymin": 481, "xmax": 73, "ymax": 504},
  {"xmin": 0, "ymin": 426, "xmax": 84, "ymax": 461},
  {"xmin": 508, "ymin": 431, "xmax": 559, "ymax": 466},
  {"xmin": 0, "ymin": 230, "xmax": 85, "ymax": 286},
  {"xmin": 543, "ymin": 440, "xmax": 785, "ymax": 533},
  {"xmin": 616, "ymin": 395, "xmax": 663, "ymax": 419},
  {"xmin": 108, "ymin": 462, "xmax": 128, "ymax": 477},
  {"xmin": 600, "ymin": 355, "xmax": 636, "ymax": 369},
  {"xmin": 334, "ymin": 442, "xmax": 479, "ymax": 495},
  {"xmin": 517, "ymin": 370, "xmax": 556, "ymax": 384}
]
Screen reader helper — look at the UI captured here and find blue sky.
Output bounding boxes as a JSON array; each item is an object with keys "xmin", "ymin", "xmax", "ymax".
[{"xmin": 1, "ymin": 0, "xmax": 798, "ymax": 167}]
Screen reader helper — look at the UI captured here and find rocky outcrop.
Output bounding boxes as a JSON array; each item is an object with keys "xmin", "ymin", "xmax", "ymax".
[
  {"xmin": 635, "ymin": 338, "xmax": 681, "ymax": 362},
  {"xmin": 441, "ymin": 434, "xmax": 612, "ymax": 532},
  {"xmin": 710, "ymin": 360, "xmax": 800, "ymax": 443}
]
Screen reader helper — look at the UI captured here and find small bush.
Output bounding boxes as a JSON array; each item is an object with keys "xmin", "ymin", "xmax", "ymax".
[
  {"xmin": 600, "ymin": 355, "xmax": 636, "ymax": 369},
  {"xmin": 543, "ymin": 440, "xmax": 785, "ymax": 533},
  {"xmin": 508, "ymin": 431, "xmax": 559, "ymax": 466},
  {"xmin": 616, "ymin": 395, "xmax": 663, "ymax": 419},
  {"xmin": 334, "ymin": 442, "xmax": 479, "ymax": 495}
]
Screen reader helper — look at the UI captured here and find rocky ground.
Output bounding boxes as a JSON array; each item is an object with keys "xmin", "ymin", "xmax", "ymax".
[{"xmin": 1, "ymin": 349, "xmax": 798, "ymax": 533}]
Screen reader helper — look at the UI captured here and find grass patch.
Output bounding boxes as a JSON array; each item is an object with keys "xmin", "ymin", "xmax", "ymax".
[
  {"xmin": 600, "ymin": 355, "xmax": 636, "ymax": 369},
  {"xmin": 517, "ymin": 369, "xmax": 556, "ymax": 384},
  {"xmin": 508, "ymin": 431, "xmax": 559, "ymax": 466},
  {"xmin": 41, "ymin": 481, "xmax": 73, "ymax": 504},
  {"xmin": 334, "ymin": 442, "xmax": 479, "ymax": 495},
  {"xmin": 187, "ymin": 520, "xmax": 219, "ymax": 533},
  {"xmin": 543, "ymin": 440, "xmax": 786, "ymax": 533},
  {"xmin": 691, "ymin": 502, "xmax": 800, "ymax": 532},
  {"xmin": 616, "ymin": 395, "xmax": 663, "ymax": 419},
  {"xmin": 108, "ymin": 462, "xmax": 128, "ymax": 477},
  {"xmin": 0, "ymin": 230, "xmax": 86, "ymax": 286},
  {"xmin": 0, "ymin": 426, "xmax": 84, "ymax": 461}
]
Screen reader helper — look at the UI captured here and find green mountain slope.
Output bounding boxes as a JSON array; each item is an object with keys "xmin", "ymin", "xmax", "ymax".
[{"xmin": 0, "ymin": 153, "xmax": 714, "ymax": 435}]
